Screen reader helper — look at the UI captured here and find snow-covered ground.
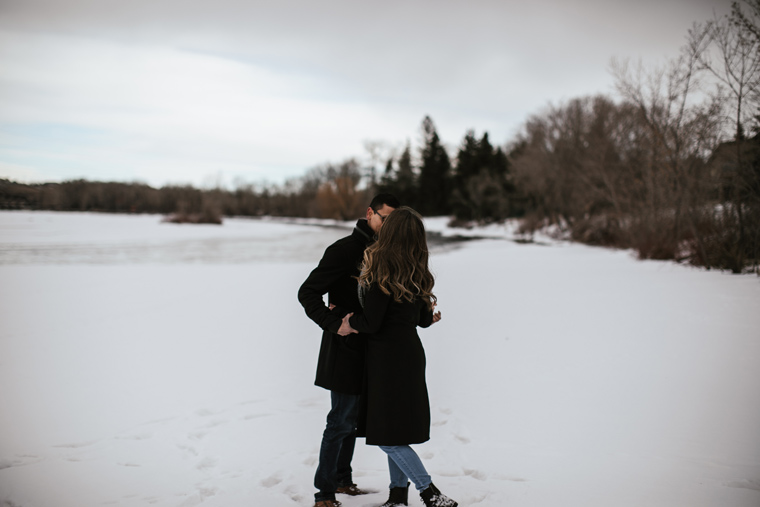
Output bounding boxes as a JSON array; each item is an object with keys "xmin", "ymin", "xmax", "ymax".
[{"xmin": 1, "ymin": 211, "xmax": 759, "ymax": 507}]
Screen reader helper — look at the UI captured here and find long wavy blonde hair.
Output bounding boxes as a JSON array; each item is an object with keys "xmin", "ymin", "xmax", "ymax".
[{"xmin": 358, "ymin": 206, "xmax": 436, "ymax": 309}]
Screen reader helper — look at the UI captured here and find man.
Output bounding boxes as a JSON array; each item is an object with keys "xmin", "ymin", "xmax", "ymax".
[{"xmin": 298, "ymin": 194, "xmax": 399, "ymax": 507}]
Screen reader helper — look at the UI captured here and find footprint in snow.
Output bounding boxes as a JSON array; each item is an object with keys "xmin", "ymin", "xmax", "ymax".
[
  {"xmin": 195, "ymin": 456, "xmax": 218, "ymax": 471},
  {"xmin": 141, "ymin": 416, "xmax": 179, "ymax": 425},
  {"xmin": 52, "ymin": 440, "xmax": 98, "ymax": 449},
  {"xmin": 453, "ymin": 434, "xmax": 471, "ymax": 444},
  {"xmin": 726, "ymin": 479, "xmax": 760, "ymax": 491},
  {"xmin": 261, "ymin": 473, "xmax": 283, "ymax": 488},
  {"xmin": 465, "ymin": 492, "xmax": 489, "ymax": 504},
  {"xmin": 200, "ymin": 419, "xmax": 226, "ymax": 429},
  {"xmin": 464, "ymin": 468, "xmax": 487, "ymax": 481},
  {"xmin": 0, "ymin": 455, "xmax": 43, "ymax": 469},
  {"xmin": 298, "ymin": 397, "xmax": 325, "ymax": 409},
  {"xmin": 188, "ymin": 430, "xmax": 208, "ymax": 441},
  {"xmin": 238, "ymin": 399, "xmax": 265, "ymax": 406},
  {"xmin": 115, "ymin": 432, "xmax": 153, "ymax": 441},
  {"xmin": 284, "ymin": 484, "xmax": 304, "ymax": 503},
  {"xmin": 494, "ymin": 473, "xmax": 528, "ymax": 482},
  {"xmin": 178, "ymin": 485, "xmax": 219, "ymax": 506},
  {"xmin": 242, "ymin": 412, "xmax": 271, "ymax": 421},
  {"xmin": 176, "ymin": 442, "xmax": 199, "ymax": 457}
]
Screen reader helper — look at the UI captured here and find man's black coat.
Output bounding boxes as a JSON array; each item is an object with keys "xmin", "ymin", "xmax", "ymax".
[{"xmin": 298, "ymin": 219, "xmax": 374, "ymax": 394}]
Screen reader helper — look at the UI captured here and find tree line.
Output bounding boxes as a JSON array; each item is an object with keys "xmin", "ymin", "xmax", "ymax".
[
  {"xmin": 1, "ymin": 1, "xmax": 759, "ymax": 273},
  {"xmin": 363, "ymin": 1, "xmax": 760, "ymax": 273},
  {"xmin": 0, "ymin": 115, "xmax": 525, "ymax": 224},
  {"xmin": 504, "ymin": 1, "xmax": 760, "ymax": 273}
]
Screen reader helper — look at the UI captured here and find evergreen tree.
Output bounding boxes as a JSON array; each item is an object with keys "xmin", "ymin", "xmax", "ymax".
[
  {"xmin": 396, "ymin": 143, "xmax": 418, "ymax": 207},
  {"xmin": 417, "ymin": 116, "xmax": 452, "ymax": 215},
  {"xmin": 451, "ymin": 130, "xmax": 516, "ymax": 221},
  {"xmin": 476, "ymin": 132, "xmax": 495, "ymax": 174},
  {"xmin": 455, "ymin": 130, "xmax": 480, "ymax": 182},
  {"xmin": 377, "ymin": 142, "xmax": 418, "ymax": 207},
  {"xmin": 379, "ymin": 156, "xmax": 396, "ymax": 191},
  {"xmin": 451, "ymin": 130, "xmax": 479, "ymax": 219}
]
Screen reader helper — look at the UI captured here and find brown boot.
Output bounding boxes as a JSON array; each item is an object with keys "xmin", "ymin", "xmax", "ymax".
[
  {"xmin": 314, "ymin": 500, "xmax": 341, "ymax": 507},
  {"xmin": 336, "ymin": 483, "xmax": 370, "ymax": 496}
]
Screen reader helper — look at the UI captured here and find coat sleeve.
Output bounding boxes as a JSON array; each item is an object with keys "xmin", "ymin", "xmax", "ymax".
[
  {"xmin": 348, "ymin": 285, "xmax": 391, "ymax": 334},
  {"xmin": 298, "ymin": 243, "xmax": 351, "ymax": 335},
  {"xmin": 418, "ymin": 301, "xmax": 434, "ymax": 328}
]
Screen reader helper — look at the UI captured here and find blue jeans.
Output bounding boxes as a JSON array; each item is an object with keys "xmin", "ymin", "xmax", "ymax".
[
  {"xmin": 379, "ymin": 445, "xmax": 432, "ymax": 491},
  {"xmin": 314, "ymin": 391, "xmax": 360, "ymax": 501}
]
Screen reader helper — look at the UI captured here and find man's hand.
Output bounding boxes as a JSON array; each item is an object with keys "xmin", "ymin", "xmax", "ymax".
[{"xmin": 337, "ymin": 313, "xmax": 358, "ymax": 336}]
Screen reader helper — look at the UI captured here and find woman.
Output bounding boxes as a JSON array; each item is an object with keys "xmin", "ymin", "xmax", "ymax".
[{"xmin": 337, "ymin": 206, "xmax": 458, "ymax": 507}]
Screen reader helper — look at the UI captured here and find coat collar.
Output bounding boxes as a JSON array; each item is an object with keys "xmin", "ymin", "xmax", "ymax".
[{"xmin": 353, "ymin": 219, "xmax": 375, "ymax": 245}]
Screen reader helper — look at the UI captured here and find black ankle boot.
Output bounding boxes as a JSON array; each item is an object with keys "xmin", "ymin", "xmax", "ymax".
[
  {"xmin": 420, "ymin": 483, "xmax": 457, "ymax": 507},
  {"xmin": 379, "ymin": 482, "xmax": 409, "ymax": 506}
]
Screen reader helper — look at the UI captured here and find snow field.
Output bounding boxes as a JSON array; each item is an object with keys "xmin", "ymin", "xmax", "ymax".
[{"xmin": 0, "ymin": 211, "xmax": 759, "ymax": 506}]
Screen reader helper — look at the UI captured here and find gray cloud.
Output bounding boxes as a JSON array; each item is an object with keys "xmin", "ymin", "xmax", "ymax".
[{"xmin": 0, "ymin": 0, "xmax": 735, "ymax": 185}]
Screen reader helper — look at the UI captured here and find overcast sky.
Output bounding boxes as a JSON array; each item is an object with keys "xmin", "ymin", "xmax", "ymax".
[{"xmin": 0, "ymin": 0, "xmax": 734, "ymax": 188}]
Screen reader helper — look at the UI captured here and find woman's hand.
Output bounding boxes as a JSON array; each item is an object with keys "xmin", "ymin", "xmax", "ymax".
[
  {"xmin": 337, "ymin": 313, "xmax": 358, "ymax": 336},
  {"xmin": 430, "ymin": 302, "xmax": 441, "ymax": 324}
]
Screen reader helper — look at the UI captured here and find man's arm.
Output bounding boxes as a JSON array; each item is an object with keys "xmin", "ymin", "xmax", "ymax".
[{"xmin": 298, "ymin": 243, "xmax": 351, "ymax": 334}]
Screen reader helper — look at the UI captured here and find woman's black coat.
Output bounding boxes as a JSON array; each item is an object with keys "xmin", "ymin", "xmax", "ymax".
[{"xmin": 349, "ymin": 285, "xmax": 434, "ymax": 446}]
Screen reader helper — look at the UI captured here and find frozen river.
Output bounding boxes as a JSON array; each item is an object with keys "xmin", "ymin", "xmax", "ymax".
[
  {"xmin": 0, "ymin": 211, "xmax": 472, "ymax": 265},
  {"xmin": 0, "ymin": 211, "xmax": 352, "ymax": 264}
]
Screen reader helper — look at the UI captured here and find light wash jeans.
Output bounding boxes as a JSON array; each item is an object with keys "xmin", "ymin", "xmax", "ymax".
[{"xmin": 379, "ymin": 445, "xmax": 432, "ymax": 491}]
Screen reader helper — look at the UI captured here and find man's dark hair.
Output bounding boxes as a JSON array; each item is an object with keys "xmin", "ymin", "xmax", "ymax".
[{"xmin": 369, "ymin": 193, "xmax": 400, "ymax": 210}]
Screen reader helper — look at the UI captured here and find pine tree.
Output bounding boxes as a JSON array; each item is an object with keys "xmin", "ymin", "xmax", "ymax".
[
  {"xmin": 377, "ymin": 142, "xmax": 418, "ymax": 207},
  {"xmin": 451, "ymin": 130, "xmax": 479, "ymax": 219},
  {"xmin": 396, "ymin": 143, "xmax": 418, "ymax": 207},
  {"xmin": 455, "ymin": 130, "xmax": 480, "ymax": 182},
  {"xmin": 417, "ymin": 116, "xmax": 452, "ymax": 216},
  {"xmin": 451, "ymin": 131, "xmax": 516, "ymax": 221}
]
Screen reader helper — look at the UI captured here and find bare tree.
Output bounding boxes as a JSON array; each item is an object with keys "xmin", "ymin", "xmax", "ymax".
[
  {"xmin": 695, "ymin": 2, "xmax": 760, "ymax": 270},
  {"xmin": 314, "ymin": 158, "xmax": 368, "ymax": 220},
  {"xmin": 732, "ymin": 0, "xmax": 760, "ymax": 55},
  {"xmin": 610, "ymin": 26, "xmax": 724, "ymax": 262},
  {"xmin": 363, "ymin": 140, "xmax": 398, "ymax": 191},
  {"xmin": 698, "ymin": 9, "xmax": 760, "ymax": 139}
]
